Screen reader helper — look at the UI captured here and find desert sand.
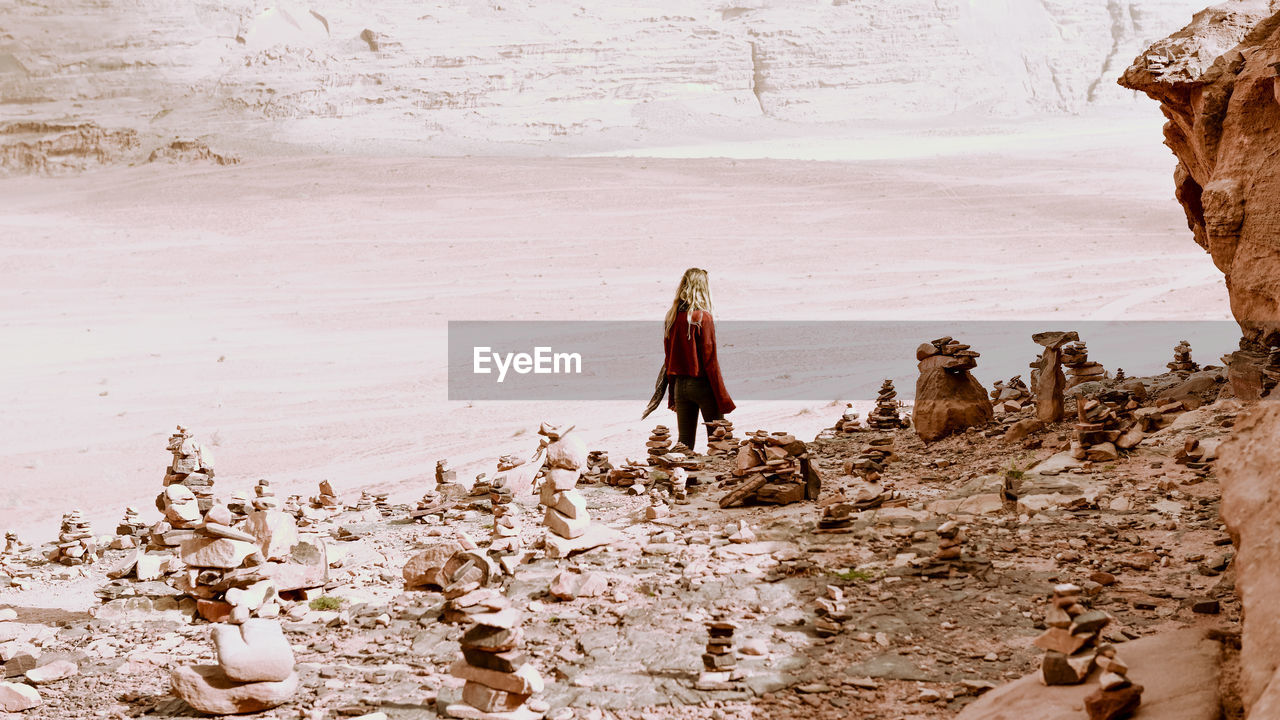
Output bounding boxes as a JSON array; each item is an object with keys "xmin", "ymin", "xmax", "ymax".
[{"xmin": 0, "ymin": 113, "xmax": 1230, "ymax": 542}]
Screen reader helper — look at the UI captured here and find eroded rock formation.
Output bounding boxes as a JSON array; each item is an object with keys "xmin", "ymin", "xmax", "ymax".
[
  {"xmin": 1120, "ymin": 0, "xmax": 1280, "ymax": 361},
  {"xmin": 1218, "ymin": 399, "xmax": 1280, "ymax": 717}
]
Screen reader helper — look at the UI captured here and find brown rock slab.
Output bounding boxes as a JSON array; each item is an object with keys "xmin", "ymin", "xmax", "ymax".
[
  {"xmin": 956, "ymin": 629, "xmax": 1219, "ymax": 720},
  {"xmin": 1084, "ymin": 684, "xmax": 1143, "ymax": 720}
]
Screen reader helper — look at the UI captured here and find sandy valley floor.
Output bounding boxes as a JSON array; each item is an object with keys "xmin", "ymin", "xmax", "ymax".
[{"xmin": 0, "ymin": 119, "xmax": 1231, "ymax": 542}]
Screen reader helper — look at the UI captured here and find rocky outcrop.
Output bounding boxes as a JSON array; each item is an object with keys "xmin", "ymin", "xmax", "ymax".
[
  {"xmin": 0, "ymin": 0, "xmax": 1207, "ymax": 164},
  {"xmin": 1119, "ymin": 1, "xmax": 1280, "ymax": 356},
  {"xmin": 1218, "ymin": 399, "xmax": 1280, "ymax": 716}
]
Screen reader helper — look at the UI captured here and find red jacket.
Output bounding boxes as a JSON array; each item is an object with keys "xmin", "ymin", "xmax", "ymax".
[{"xmin": 664, "ymin": 309, "xmax": 735, "ymax": 414}]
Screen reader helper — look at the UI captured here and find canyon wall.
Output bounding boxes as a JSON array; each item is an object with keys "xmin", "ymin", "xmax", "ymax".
[
  {"xmin": 1120, "ymin": 0, "xmax": 1280, "ymax": 353},
  {"xmin": 0, "ymin": 0, "xmax": 1206, "ymax": 168}
]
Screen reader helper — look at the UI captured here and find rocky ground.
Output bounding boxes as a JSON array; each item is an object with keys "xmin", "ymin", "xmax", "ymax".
[{"xmin": 0, "ymin": 367, "xmax": 1244, "ymax": 720}]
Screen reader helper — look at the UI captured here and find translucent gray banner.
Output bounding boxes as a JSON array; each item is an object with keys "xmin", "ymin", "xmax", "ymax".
[{"xmin": 447, "ymin": 321, "xmax": 1241, "ymax": 402}]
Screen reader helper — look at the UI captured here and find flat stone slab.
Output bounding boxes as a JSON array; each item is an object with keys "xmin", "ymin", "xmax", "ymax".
[{"xmin": 956, "ymin": 629, "xmax": 1220, "ymax": 720}]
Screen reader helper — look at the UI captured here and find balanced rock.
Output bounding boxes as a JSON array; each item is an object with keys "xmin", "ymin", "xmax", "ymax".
[{"xmin": 914, "ymin": 336, "xmax": 994, "ymax": 442}]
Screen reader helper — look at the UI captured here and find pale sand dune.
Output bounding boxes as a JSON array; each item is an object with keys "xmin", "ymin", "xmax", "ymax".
[{"xmin": 0, "ymin": 124, "xmax": 1229, "ymax": 541}]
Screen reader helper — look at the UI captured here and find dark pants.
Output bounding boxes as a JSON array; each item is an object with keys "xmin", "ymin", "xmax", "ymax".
[{"xmin": 673, "ymin": 375, "xmax": 723, "ymax": 450}]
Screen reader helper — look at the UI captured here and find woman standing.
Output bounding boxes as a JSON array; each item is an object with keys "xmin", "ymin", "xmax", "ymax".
[{"xmin": 657, "ymin": 268, "xmax": 735, "ymax": 451}]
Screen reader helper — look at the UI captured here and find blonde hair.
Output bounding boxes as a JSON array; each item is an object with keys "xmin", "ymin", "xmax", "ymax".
[{"xmin": 664, "ymin": 268, "xmax": 713, "ymax": 337}]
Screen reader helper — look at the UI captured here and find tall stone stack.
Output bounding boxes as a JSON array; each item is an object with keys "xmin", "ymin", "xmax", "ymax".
[
  {"xmin": 1086, "ymin": 647, "xmax": 1142, "ymax": 720},
  {"xmin": 695, "ymin": 618, "xmax": 739, "ymax": 690},
  {"xmin": 914, "ymin": 336, "xmax": 994, "ymax": 442},
  {"xmin": 1034, "ymin": 583, "xmax": 1112, "ymax": 686},
  {"xmin": 866, "ymin": 380, "xmax": 906, "ymax": 429},
  {"xmin": 45, "ymin": 511, "xmax": 98, "ymax": 565},
  {"xmin": 490, "ymin": 481, "xmax": 522, "ymax": 555},
  {"xmin": 934, "ymin": 520, "xmax": 965, "ymax": 561},
  {"xmin": 538, "ymin": 425, "xmax": 590, "ymax": 541},
  {"xmin": 436, "ymin": 459, "xmax": 457, "ymax": 486},
  {"xmin": 646, "ymin": 426, "xmax": 672, "ymax": 465},
  {"xmin": 170, "ymin": 619, "xmax": 298, "ymax": 714},
  {"xmin": 705, "ymin": 419, "xmax": 737, "ymax": 454},
  {"xmin": 1030, "ymin": 331, "xmax": 1079, "ymax": 423},
  {"xmin": 164, "ymin": 426, "xmax": 216, "ymax": 513},
  {"xmin": 1061, "ymin": 341, "xmax": 1107, "ymax": 388},
  {"xmin": 1168, "ymin": 340, "xmax": 1199, "ymax": 374},
  {"xmin": 449, "ymin": 597, "xmax": 544, "ymax": 719}
]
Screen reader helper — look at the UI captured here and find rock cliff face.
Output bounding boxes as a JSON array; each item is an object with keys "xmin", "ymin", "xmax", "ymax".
[
  {"xmin": 0, "ymin": 0, "xmax": 1205, "ymax": 169},
  {"xmin": 1120, "ymin": 1, "xmax": 1280, "ymax": 353},
  {"xmin": 1218, "ymin": 399, "xmax": 1280, "ymax": 717}
]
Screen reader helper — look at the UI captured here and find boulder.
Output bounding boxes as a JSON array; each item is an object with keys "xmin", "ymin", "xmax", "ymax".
[
  {"xmin": 180, "ymin": 537, "xmax": 258, "ymax": 569},
  {"xmin": 213, "ymin": 619, "xmax": 294, "ymax": 683},
  {"xmin": 914, "ymin": 356, "xmax": 993, "ymax": 442},
  {"xmin": 260, "ymin": 540, "xmax": 329, "ymax": 592},
  {"xmin": 0, "ymin": 681, "xmax": 40, "ymax": 711},
  {"xmin": 545, "ymin": 433, "xmax": 587, "ymax": 470},
  {"xmin": 1219, "ymin": 399, "xmax": 1280, "ymax": 713},
  {"xmin": 1004, "ymin": 418, "xmax": 1045, "ymax": 444},
  {"xmin": 170, "ymin": 664, "xmax": 297, "ymax": 715},
  {"xmin": 244, "ymin": 510, "xmax": 299, "ymax": 562},
  {"xmin": 403, "ymin": 540, "xmax": 462, "ymax": 590}
]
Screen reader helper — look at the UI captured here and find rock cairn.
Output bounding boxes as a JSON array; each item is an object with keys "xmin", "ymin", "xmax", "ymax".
[
  {"xmin": 914, "ymin": 336, "xmax": 994, "ymax": 442},
  {"xmin": 844, "ymin": 436, "xmax": 896, "ymax": 483},
  {"xmin": 1168, "ymin": 340, "xmax": 1199, "ymax": 374},
  {"xmin": 834, "ymin": 403, "xmax": 862, "ymax": 433},
  {"xmin": 1071, "ymin": 390, "xmax": 1145, "ymax": 462},
  {"xmin": 1034, "ymin": 583, "xmax": 1111, "ymax": 685},
  {"xmin": 645, "ymin": 493, "xmax": 671, "ymax": 521},
  {"xmin": 701, "ymin": 619, "xmax": 738, "ymax": 672},
  {"xmin": 436, "ymin": 459, "xmax": 457, "ymax": 486},
  {"xmin": 604, "ymin": 460, "xmax": 648, "ymax": 490},
  {"xmin": 1062, "ymin": 341, "xmax": 1107, "ymax": 388},
  {"xmin": 309, "ymin": 480, "xmax": 340, "ymax": 510},
  {"xmin": 816, "ymin": 482, "xmax": 887, "ymax": 532},
  {"xmin": 867, "ymin": 380, "xmax": 906, "ymax": 429},
  {"xmin": 646, "ymin": 426, "xmax": 673, "ymax": 465},
  {"xmin": 990, "ymin": 375, "xmax": 1031, "ymax": 413},
  {"xmin": 1113, "ymin": 368, "xmax": 1126, "ymax": 382},
  {"xmin": 934, "ymin": 519, "xmax": 965, "ymax": 561},
  {"xmin": 449, "ymin": 596, "xmax": 544, "ymax": 719},
  {"xmin": 440, "ymin": 552, "xmax": 502, "ymax": 623},
  {"xmin": 46, "ymin": 511, "xmax": 98, "ymax": 565},
  {"xmin": 3, "ymin": 531, "xmax": 22, "ymax": 556},
  {"xmin": 251, "ymin": 480, "xmax": 277, "ymax": 511},
  {"xmin": 538, "ymin": 425, "xmax": 590, "ymax": 540},
  {"xmin": 705, "ymin": 419, "xmax": 737, "ymax": 454},
  {"xmin": 669, "ymin": 466, "xmax": 689, "ymax": 503},
  {"xmin": 1086, "ymin": 647, "xmax": 1142, "ymax": 720},
  {"xmin": 719, "ymin": 431, "xmax": 820, "ymax": 507},
  {"xmin": 490, "ymin": 480, "xmax": 521, "ymax": 554},
  {"xmin": 164, "ymin": 426, "xmax": 216, "ymax": 513},
  {"xmin": 115, "ymin": 507, "xmax": 147, "ymax": 544},
  {"xmin": 583, "ymin": 450, "xmax": 611, "ymax": 482},
  {"xmin": 814, "ymin": 585, "xmax": 850, "ymax": 637},
  {"xmin": 170, "ymin": 619, "xmax": 298, "ymax": 715}
]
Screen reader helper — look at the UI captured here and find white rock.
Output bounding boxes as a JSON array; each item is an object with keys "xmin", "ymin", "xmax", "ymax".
[{"xmin": 0, "ymin": 681, "xmax": 41, "ymax": 711}]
